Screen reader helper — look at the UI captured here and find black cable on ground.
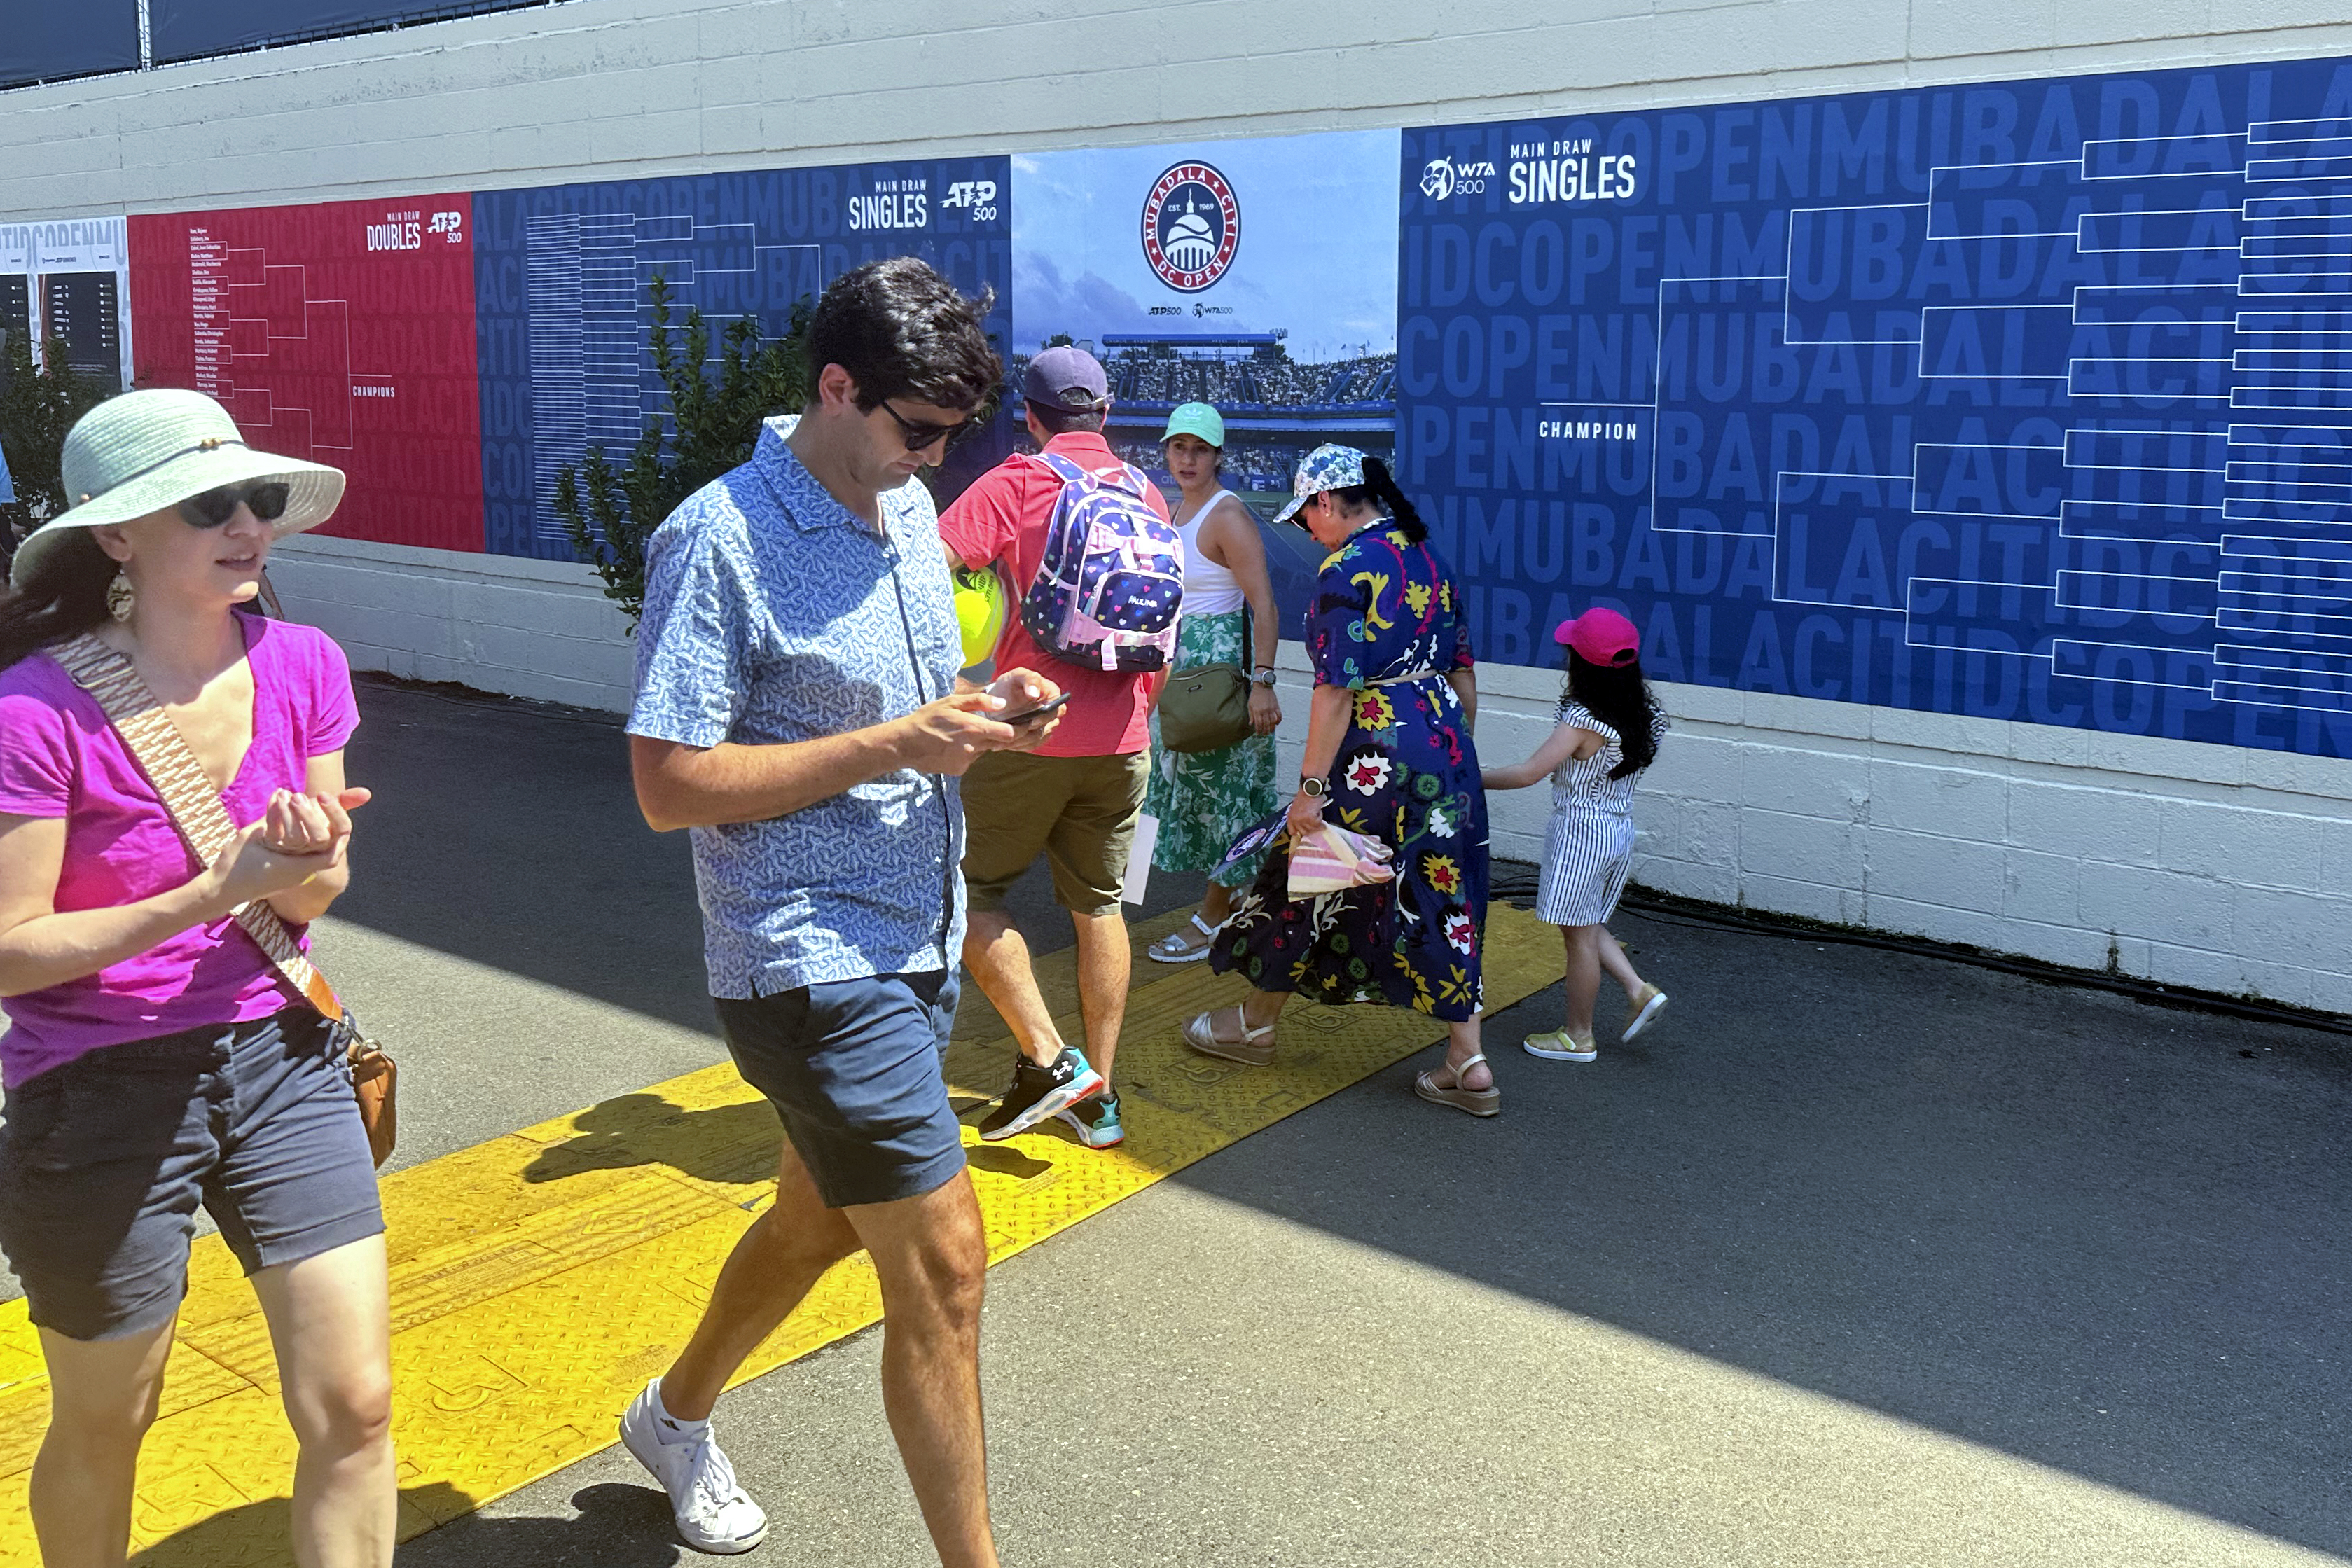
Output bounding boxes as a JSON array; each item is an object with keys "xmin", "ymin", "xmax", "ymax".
[{"xmin": 1490, "ymin": 861, "xmax": 2352, "ymax": 1040}]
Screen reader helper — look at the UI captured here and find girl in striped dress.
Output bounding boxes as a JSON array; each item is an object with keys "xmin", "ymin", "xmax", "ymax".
[{"xmin": 1481, "ymin": 609, "xmax": 1671, "ymax": 1062}]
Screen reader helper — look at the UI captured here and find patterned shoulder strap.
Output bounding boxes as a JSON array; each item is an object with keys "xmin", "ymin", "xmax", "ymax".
[{"xmin": 48, "ymin": 633, "xmax": 344, "ymax": 1022}]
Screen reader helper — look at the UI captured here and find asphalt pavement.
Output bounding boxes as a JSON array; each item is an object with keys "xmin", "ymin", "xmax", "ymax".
[{"xmin": 20, "ymin": 675, "xmax": 2350, "ymax": 1566}]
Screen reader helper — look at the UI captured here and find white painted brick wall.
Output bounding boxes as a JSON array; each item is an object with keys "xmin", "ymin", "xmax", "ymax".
[{"xmin": 6, "ymin": 0, "xmax": 2351, "ymax": 1011}]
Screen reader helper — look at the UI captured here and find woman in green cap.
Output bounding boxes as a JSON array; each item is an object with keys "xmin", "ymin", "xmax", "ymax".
[{"xmin": 1144, "ymin": 403, "xmax": 1285, "ymax": 962}]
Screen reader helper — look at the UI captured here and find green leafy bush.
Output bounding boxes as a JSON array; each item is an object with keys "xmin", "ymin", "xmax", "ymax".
[
  {"xmin": 0, "ymin": 334, "xmax": 107, "ymax": 572},
  {"xmin": 556, "ymin": 273, "xmax": 810, "ymax": 630}
]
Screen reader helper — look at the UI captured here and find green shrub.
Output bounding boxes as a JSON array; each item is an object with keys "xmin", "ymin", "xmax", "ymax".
[
  {"xmin": 556, "ymin": 273, "xmax": 810, "ymax": 630},
  {"xmin": 0, "ymin": 333, "xmax": 107, "ymax": 571}
]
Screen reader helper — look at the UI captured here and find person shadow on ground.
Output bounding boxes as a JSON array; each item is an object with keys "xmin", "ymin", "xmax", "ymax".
[
  {"xmin": 520, "ymin": 1089, "xmax": 1056, "ymax": 1191},
  {"xmin": 131, "ymin": 1480, "xmax": 691, "ymax": 1567}
]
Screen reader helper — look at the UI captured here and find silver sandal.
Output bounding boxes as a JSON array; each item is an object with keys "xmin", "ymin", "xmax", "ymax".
[
  {"xmin": 1149, "ymin": 913, "xmax": 1222, "ymax": 964},
  {"xmin": 1182, "ymin": 1007, "xmax": 1276, "ymax": 1066}
]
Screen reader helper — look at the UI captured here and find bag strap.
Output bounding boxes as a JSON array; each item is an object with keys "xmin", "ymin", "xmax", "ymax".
[{"xmin": 48, "ymin": 633, "xmax": 345, "ymax": 1023}]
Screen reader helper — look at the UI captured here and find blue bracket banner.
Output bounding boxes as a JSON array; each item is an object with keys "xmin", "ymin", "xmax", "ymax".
[
  {"xmin": 473, "ymin": 159, "xmax": 1013, "ymax": 560},
  {"xmin": 1, "ymin": 4, "xmax": 139, "ymax": 90},
  {"xmin": 149, "ymin": 1, "xmax": 551, "ymax": 64},
  {"xmin": 1401, "ymin": 56, "xmax": 2352, "ymax": 755}
]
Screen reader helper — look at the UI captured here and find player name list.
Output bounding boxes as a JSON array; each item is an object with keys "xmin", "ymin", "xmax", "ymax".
[{"xmin": 189, "ymin": 229, "xmax": 230, "ymax": 397}]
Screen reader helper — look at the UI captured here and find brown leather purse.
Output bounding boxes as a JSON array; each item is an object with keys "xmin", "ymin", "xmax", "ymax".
[{"xmin": 50, "ymin": 633, "xmax": 398, "ymax": 1167}]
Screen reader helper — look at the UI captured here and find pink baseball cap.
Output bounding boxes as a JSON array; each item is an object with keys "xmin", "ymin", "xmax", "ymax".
[{"xmin": 1556, "ymin": 607, "xmax": 1640, "ymax": 666}]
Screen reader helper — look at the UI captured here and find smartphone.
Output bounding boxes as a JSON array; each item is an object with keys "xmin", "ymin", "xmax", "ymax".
[{"xmin": 999, "ymin": 692, "xmax": 1072, "ymax": 726}]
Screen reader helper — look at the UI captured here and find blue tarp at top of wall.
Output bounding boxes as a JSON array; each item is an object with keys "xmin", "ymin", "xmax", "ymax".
[
  {"xmin": 1, "ymin": 4, "xmax": 141, "ymax": 91},
  {"xmin": 150, "ymin": 0, "xmax": 553, "ymax": 66}
]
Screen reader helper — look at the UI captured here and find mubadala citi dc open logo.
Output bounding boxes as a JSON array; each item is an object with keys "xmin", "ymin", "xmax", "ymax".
[
  {"xmin": 1142, "ymin": 162, "xmax": 1239, "ymax": 293},
  {"xmin": 1420, "ymin": 156, "xmax": 1496, "ymax": 202}
]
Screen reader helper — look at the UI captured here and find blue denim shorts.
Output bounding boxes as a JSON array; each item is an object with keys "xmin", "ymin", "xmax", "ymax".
[
  {"xmin": 713, "ymin": 969, "xmax": 965, "ymax": 1210},
  {"xmin": 0, "ymin": 1009, "xmax": 385, "ymax": 1341}
]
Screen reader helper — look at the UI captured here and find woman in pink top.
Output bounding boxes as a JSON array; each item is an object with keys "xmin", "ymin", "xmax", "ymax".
[{"xmin": 0, "ymin": 391, "xmax": 393, "ymax": 1567}]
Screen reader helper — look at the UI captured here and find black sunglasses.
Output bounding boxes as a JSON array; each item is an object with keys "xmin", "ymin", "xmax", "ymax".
[
  {"xmin": 177, "ymin": 481, "xmax": 291, "ymax": 529},
  {"xmin": 876, "ymin": 399, "xmax": 981, "ymax": 454}
]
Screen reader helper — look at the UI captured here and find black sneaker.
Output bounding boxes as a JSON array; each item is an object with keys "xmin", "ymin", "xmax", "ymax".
[
  {"xmin": 979, "ymin": 1046, "xmax": 1105, "ymax": 1142},
  {"xmin": 1056, "ymin": 1092, "xmax": 1125, "ymax": 1149}
]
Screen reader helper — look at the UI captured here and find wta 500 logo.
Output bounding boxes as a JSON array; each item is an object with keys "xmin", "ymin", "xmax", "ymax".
[
  {"xmin": 1419, "ymin": 156, "xmax": 1497, "ymax": 202},
  {"xmin": 1142, "ymin": 162, "xmax": 1239, "ymax": 293}
]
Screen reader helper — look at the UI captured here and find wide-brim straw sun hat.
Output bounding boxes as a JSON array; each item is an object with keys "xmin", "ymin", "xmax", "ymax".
[{"xmin": 8, "ymin": 388, "xmax": 345, "ymax": 590}]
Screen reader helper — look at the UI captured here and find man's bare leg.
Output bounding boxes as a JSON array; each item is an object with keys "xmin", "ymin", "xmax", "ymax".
[
  {"xmin": 1071, "ymin": 906, "xmax": 1130, "ymax": 1085},
  {"xmin": 962, "ymin": 910, "xmax": 1061, "ymax": 1069},
  {"xmin": 660, "ymin": 1142, "xmax": 863, "ymax": 1420},
  {"xmin": 845, "ymin": 1170, "xmax": 998, "ymax": 1568}
]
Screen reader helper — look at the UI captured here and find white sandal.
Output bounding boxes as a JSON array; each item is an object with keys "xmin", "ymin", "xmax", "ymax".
[
  {"xmin": 1414, "ymin": 1051, "xmax": 1501, "ymax": 1116},
  {"xmin": 1182, "ymin": 1007, "xmax": 1275, "ymax": 1065},
  {"xmin": 1149, "ymin": 913, "xmax": 1222, "ymax": 964}
]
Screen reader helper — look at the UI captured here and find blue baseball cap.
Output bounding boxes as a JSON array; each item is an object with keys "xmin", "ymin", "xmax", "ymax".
[{"xmin": 1023, "ymin": 345, "xmax": 1109, "ymax": 415}]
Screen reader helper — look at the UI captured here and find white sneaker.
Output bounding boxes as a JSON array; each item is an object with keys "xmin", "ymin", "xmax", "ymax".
[{"xmin": 620, "ymin": 1378, "xmax": 769, "ymax": 1555}]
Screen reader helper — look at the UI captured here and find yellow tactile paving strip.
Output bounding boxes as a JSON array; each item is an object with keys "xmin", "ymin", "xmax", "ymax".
[{"xmin": 0, "ymin": 904, "xmax": 1559, "ymax": 1566}]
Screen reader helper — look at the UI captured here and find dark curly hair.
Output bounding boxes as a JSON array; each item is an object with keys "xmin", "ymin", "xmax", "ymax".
[{"xmin": 804, "ymin": 257, "xmax": 1000, "ymax": 414}]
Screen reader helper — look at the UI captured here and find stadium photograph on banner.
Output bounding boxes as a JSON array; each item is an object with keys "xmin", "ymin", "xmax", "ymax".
[{"xmin": 1011, "ymin": 129, "xmax": 1401, "ymax": 597}]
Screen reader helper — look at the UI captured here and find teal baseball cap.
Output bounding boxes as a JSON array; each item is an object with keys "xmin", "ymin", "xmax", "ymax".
[{"xmin": 1161, "ymin": 402, "xmax": 1225, "ymax": 447}]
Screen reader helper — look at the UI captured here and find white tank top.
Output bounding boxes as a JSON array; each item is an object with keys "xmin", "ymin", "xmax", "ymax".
[{"xmin": 1175, "ymin": 490, "xmax": 1246, "ymax": 616}]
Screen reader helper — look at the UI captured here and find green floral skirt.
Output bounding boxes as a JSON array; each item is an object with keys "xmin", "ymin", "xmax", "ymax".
[{"xmin": 1145, "ymin": 609, "xmax": 1279, "ymax": 887}]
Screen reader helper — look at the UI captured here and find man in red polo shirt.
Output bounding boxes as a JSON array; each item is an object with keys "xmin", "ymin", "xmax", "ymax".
[{"xmin": 939, "ymin": 347, "xmax": 1171, "ymax": 1151}]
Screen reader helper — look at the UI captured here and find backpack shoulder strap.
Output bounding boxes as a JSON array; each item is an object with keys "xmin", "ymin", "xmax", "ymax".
[
  {"xmin": 1033, "ymin": 450, "xmax": 1089, "ymax": 487},
  {"xmin": 48, "ymin": 632, "xmax": 345, "ymax": 1022}
]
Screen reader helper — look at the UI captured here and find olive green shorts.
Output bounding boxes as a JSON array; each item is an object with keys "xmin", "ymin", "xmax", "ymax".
[{"xmin": 960, "ymin": 749, "xmax": 1151, "ymax": 917}]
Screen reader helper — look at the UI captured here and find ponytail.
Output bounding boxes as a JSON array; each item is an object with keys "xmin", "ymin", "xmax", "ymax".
[
  {"xmin": 1359, "ymin": 456, "xmax": 1427, "ymax": 543},
  {"xmin": 0, "ymin": 530, "xmax": 116, "ymax": 672}
]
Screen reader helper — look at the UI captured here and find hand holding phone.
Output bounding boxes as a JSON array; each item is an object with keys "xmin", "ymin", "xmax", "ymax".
[{"xmin": 999, "ymin": 691, "xmax": 1072, "ymax": 726}]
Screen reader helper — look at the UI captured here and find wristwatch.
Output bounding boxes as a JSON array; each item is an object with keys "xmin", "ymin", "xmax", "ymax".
[
  {"xmin": 1251, "ymin": 667, "xmax": 1278, "ymax": 687},
  {"xmin": 1297, "ymin": 775, "xmax": 1329, "ymax": 799}
]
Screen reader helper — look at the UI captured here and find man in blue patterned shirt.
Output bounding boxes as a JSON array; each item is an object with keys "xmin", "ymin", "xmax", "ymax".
[{"xmin": 620, "ymin": 258, "xmax": 1056, "ymax": 1567}]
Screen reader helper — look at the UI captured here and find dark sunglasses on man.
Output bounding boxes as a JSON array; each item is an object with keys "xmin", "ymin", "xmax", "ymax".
[
  {"xmin": 876, "ymin": 399, "xmax": 981, "ymax": 455},
  {"xmin": 178, "ymin": 480, "xmax": 292, "ymax": 529}
]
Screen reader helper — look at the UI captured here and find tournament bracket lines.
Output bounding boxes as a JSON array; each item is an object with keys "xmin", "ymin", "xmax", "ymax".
[{"xmin": 1399, "ymin": 58, "xmax": 2352, "ymax": 756}]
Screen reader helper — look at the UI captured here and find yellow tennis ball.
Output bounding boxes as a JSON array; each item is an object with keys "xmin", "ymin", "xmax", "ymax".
[{"xmin": 953, "ymin": 566, "xmax": 1006, "ymax": 667}]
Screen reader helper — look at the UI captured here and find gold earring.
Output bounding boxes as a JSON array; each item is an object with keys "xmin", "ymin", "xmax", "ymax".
[{"xmin": 106, "ymin": 573, "xmax": 134, "ymax": 622}]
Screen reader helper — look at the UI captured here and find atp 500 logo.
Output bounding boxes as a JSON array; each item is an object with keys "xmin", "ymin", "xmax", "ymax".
[
  {"xmin": 1142, "ymin": 162, "xmax": 1239, "ymax": 293},
  {"xmin": 941, "ymin": 180, "xmax": 999, "ymax": 222},
  {"xmin": 1419, "ymin": 156, "xmax": 1497, "ymax": 202}
]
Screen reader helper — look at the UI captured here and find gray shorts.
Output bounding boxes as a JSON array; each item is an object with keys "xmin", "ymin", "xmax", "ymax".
[{"xmin": 0, "ymin": 1009, "xmax": 385, "ymax": 1341}]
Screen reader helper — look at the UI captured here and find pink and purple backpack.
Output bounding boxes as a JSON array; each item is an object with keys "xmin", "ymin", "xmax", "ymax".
[{"xmin": 1016, "ymin": 452, "xmax": 1185, "ymax": 672}]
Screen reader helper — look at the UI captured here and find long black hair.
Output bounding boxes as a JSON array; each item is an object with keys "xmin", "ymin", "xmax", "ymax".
[
  {"xmin": 0, "ymin": 529, "xmax": 116, "ymax": 673},
  {"xmin": 1566, "ymin": 650, "xmax": 1661, "ymax": 778},
  {"xmin": 1322, "ymin": 455, "xmax": 1427, "ymax": 543}
]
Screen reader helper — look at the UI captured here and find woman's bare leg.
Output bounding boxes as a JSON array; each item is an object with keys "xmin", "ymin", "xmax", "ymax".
[
  {"xmin": 27, "ymin": 1317, "xmax": 175, "ymax": 1567},
  {"xmin": 1441, "ymin": 1015, "xmax": 1492, "ymax": 1090},
  {"xmin": 252, "ymin": 1235, "xmax": 396, "ymax": 1568}
]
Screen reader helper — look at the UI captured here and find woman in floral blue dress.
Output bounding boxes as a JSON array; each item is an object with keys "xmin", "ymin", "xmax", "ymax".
[{"xmin": 1183, "ymin": 445, "xmax": 1497, "ymax": 1116}]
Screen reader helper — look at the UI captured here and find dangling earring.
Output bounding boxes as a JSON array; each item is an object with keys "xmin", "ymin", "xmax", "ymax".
[{"xmin": 106, "ymin": 572, "xmax": 134, "ymax": 622}]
